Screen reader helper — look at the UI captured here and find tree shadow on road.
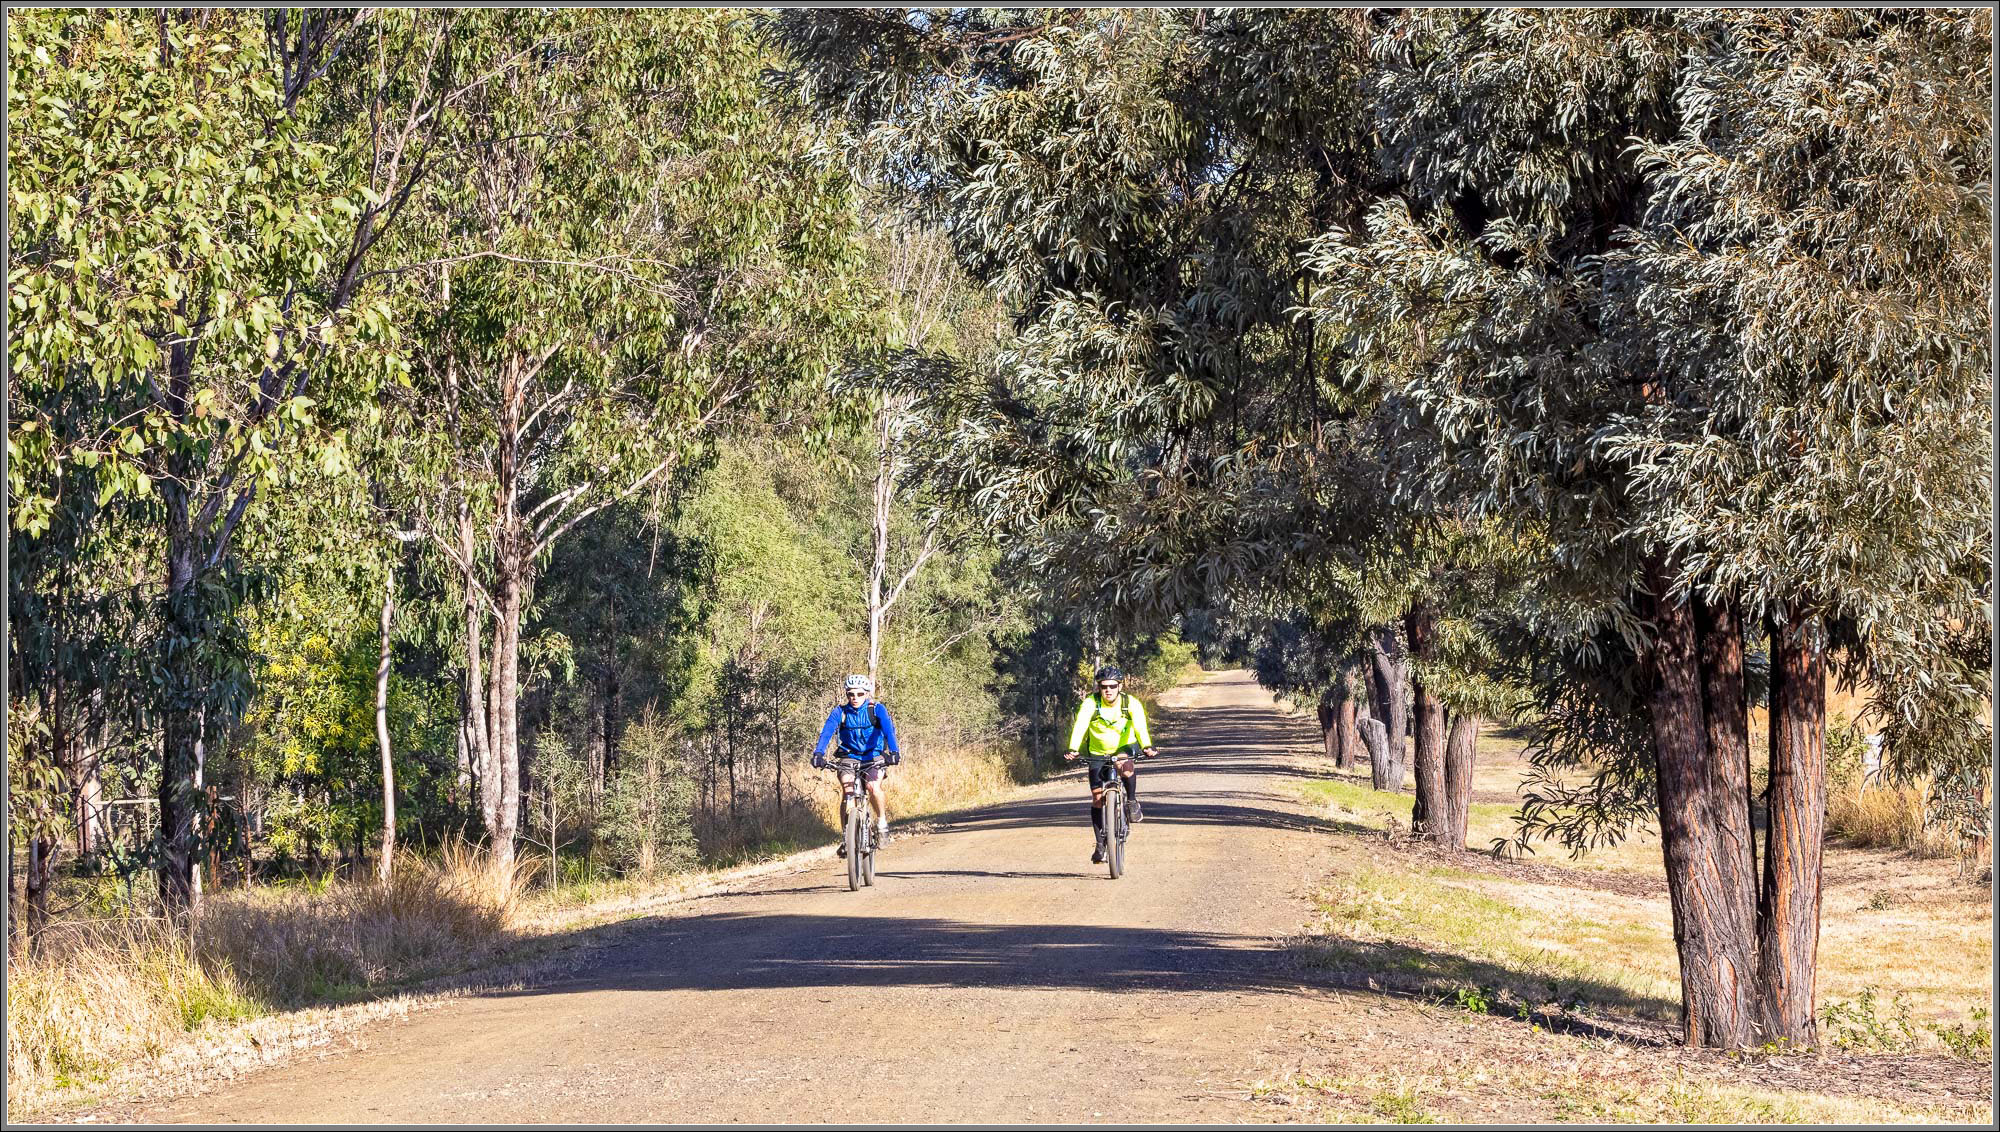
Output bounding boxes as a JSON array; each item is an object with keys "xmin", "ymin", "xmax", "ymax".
[{"xmin": 481, "ymin": 913, "xmax": 1309, "ymax": 999}]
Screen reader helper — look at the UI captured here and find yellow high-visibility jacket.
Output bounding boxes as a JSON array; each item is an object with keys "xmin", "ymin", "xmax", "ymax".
[{"xmin": 1067, "ymin": 693, "xmax": 1152, "ymax": 756}]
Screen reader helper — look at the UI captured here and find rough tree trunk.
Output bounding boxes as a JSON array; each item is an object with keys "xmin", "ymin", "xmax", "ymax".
[
  {"xmin": 1356, "ymin": 716, "xmax": 1392, "ymax": 796},
  {"xmin": 1405, "ymin": 606, "xmax": 1448, "ymax": 843},
  {"xmin": 1442, "ymin": 711, "xmax": 1480, "ymax": 850},
  {"xmin": 1316, "ymin": 695, "xmax": 1339, "ymax": 764},
  {"xmin": 1335, "ymin": 694, "xmax": 1360, "ymax": 772},
  {"xmin": 1647, "ymin": 560, "xmax": 1760, "ymax": 1048},
  {"xmin": 375, "ymin": 567, "xmax": 397, "ymax": 884},
  {"xmin": 1366, "ymin": 627, "xmax": 1409, "ymax": 792},
  {"xmin": 1696, "ymin": 595, "xmax": 1751, "ymax": 871},
  {"xmin": 1759, "ymin": 603, "xmax": 1826, "ymax": 1046}
]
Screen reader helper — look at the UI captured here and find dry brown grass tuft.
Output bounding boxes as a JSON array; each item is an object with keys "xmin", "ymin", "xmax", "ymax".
[
  {"xmin": 875, "ymin": 742, "xmax": 1040, "ymax": 823},
  {"xmin": 1826, "ymin": 783, "xmax": 1959, "ymax": 858},
  {"xmin": 192, "ymin": 841, "xmax": 521, "ymax": 1008},
  {"xmin": 5, "ymin": 842, "xmax": 520, "ymax": 1111}
]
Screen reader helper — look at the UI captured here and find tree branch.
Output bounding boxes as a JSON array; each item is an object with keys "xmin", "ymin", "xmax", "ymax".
[{"xmin": 879, "ymin": 523, "xmax": 940, "ymax": 618}]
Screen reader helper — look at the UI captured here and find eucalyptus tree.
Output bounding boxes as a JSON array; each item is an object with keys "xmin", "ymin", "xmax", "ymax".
[
  {"xmin": 768, "ymin": 8, "xmax": 1382, "ymax": 616},
  {"xmin": 385, "ymin": 9, "xmax": 872, "ymax": 873},
  {"xmin": 1304, "ymin": 8, "xmax": 1990, "ymax": 1046},
  {"xmin": 7, "ymin": 9, "xmax": 423, "ymax": 911},
  {"xmin": 766, "ymin": 6, "xmax": 1501, "ymax": 819},
  {"xmin": 1606, "ymin": 8, "xmax": 1991, "ymax": 1043}
]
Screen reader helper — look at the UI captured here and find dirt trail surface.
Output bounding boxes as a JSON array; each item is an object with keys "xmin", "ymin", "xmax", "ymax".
[{"xmin": 106, "ymin": 671, "xmax": 1347, "ymax": 1124}]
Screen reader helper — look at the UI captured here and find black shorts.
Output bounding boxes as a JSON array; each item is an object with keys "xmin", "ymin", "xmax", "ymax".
[{"xmin": 1084, "ymin": 748, "xmax": 1140, "ymax": 791}]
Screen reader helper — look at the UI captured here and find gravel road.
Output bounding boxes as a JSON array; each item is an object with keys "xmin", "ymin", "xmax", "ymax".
[{"xmin": 116, "ymin": 670, "xmax": 1344, "ymax": 1124}]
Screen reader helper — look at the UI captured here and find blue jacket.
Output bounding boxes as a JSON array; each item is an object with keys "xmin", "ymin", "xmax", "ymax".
[{"xmin": 813, "ymin": 700, "xmax": 901, "ymax": 761}]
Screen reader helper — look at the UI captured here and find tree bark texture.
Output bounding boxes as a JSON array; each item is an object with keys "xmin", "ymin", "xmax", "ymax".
[
  {"xmin": 1696, "ymin": 595, "xmax": 1752, "ymax": 873},
  {"xmin": 1646, "ymin": 560, "xmax": 1760, "ymax": 1048},
  {"xmin": 1442, "ymin": 711, "xmax": 1480, "ymax": 851},
  {"xmin": 1356, "ymin": 716, "xmax": 1392, "ymax": 795},
  {"xmin": 1759, "ymin": 603, "xmax": 1826, "ymax": 1046},
  {"xmin": 1366, "ymin": 626, "xmax": 1409, "ymax": 792},
  {"xmin": 1405, "ymin": 606, "xmax": 1449, "ymax": 844},
  {"xmin": 1335, "ymin": 694, "xmax": 1360, "ymax": 772},
  {"xmin": 1317, "ymin": 696, "xmax": 1340, "ymax": 765}
]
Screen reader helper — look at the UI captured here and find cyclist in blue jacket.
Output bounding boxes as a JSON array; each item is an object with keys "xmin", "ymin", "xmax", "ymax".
[{"xmin": 811, "ymin": 675, "xmax": 903, "ymax": 855}]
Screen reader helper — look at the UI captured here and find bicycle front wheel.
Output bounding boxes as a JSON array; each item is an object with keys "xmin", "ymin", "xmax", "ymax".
[
  {"xmin": 846, "ymin": 809, "xmax": 863, "ymax": 892},
  {"xmin": 1107, "ymin": 788, "xmax": 1126, "ymax": 879}
]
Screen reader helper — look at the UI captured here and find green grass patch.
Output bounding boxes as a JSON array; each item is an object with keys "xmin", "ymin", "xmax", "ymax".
[
  {"xmin": 1297, "ymin": 863, "xmax": 1678, "ymax": 1020},
  {"xmin": 1368, "ymin": 1088, "xmax": 1438, "ymax": 1123},
  {"xmin": 1296, "ymin": 776, "xmax": 1413, "ymax": 826}
]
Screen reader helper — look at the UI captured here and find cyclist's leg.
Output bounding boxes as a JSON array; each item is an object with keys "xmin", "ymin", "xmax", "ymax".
[
  {"xmin": 1118, "ymin": 745, "xmax": 1142, "ymax": 821},
  {"xmin": 1088, "ymin": 760, "xmax": 1112, "ymax": 832},
  {"xmin": 840, "ymin": 765, "xmax": 866, "ymax": 824},
  {"xmin": 836, "ymin": 765, "xmax": 858, "ymax": 857}
]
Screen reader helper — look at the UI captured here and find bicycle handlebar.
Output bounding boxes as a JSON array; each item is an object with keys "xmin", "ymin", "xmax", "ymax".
[{"xmin": 821, "ymin": 755, "xmax": 897, "ymax": 776}]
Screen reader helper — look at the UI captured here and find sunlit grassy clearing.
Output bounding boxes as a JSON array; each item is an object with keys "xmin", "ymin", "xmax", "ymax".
[
  {"xmin": 1288, "ymin": 729, "xmax": 1993, "ymax": 1043},
  {"xmin": 1297, "ymin": 859, "xmax": 1680, "ymax": 1019},
  {"xmin": 1257, "ymin": 1050, "xmax": 1990, "ymax": 1124}
]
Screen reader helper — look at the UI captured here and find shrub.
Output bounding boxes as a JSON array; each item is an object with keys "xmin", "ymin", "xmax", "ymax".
[{"xmin": 601, "ymin": 710, "xmax": 700, "ymax": 877}]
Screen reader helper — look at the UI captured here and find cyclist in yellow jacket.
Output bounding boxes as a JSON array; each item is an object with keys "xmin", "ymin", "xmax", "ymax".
[{"xmin": 1064, "ymin": 665, "xmax": 1158, "ymax": 864}]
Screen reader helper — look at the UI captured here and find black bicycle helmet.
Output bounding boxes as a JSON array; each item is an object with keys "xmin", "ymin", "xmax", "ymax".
[{"xmin": 1094, "ymin": 665, "xmax": 1124, "ymax": 683}]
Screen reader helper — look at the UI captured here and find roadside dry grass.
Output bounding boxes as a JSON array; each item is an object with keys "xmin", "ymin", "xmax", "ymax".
[
  {"xmin": 4, "ymin": 736, "xmax": 1062, "ymax": 1120},
  {"xmin": 1276, "ymin": 705, "xmax": 1992, "ymax": 1124},
  {"xmin": 5, "ymin": 843, "xmax": 526, "ymax": 1115}
]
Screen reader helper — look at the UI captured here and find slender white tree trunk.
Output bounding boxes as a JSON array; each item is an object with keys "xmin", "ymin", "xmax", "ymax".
[
  {"xmin": 375, "ymin": 566, "xmax": 398, "ymax": 884},
  {"xmin": 868, "ymin": 392, "xmax": 893, "ymax": 683}
]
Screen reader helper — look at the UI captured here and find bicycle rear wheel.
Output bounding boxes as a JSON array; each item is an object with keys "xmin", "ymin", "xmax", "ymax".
[
  {"xmin": 845, "ymin": 808, "xmax": 862, "ymax": 891},
  {"xmin": 862, "ymin": 826, "xmax": 877, "ymax": 887}
]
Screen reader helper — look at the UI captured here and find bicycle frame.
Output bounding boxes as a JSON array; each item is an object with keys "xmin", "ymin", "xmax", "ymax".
[{"xmin": 825, "ymin": 755, "xmax": 879, "ymax": 890}]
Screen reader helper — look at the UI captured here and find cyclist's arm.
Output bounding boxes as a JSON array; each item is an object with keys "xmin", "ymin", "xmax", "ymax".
[
  {"xmin": 1130, "ymin": 698, "xmax": 1154, "ymax": 750},
  {"xmin": 812, "ymin": 708, "xmax": 841, "ymax": 757},
  {"xmin": 1066, "ymin": 697, "xmax": 1093, "ymax": 754},
  {"xmin": 876, "ymin": 705, "xmax": 901, "ymax": 755}
]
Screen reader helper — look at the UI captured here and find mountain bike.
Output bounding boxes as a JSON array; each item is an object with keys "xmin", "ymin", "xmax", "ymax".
[
  {"xmin": 1084, "ymin": 750, "xmax": 1142, "ymax": 879},
  {"xmin": 826, "ymin": 756, "xmax": 879, "ymax": 890}
]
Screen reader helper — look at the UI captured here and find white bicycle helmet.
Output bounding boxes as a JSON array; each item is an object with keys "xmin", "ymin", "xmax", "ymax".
[{"xmin": 843, "ymin": 674, "xmax": 873, "ymax": 695}]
